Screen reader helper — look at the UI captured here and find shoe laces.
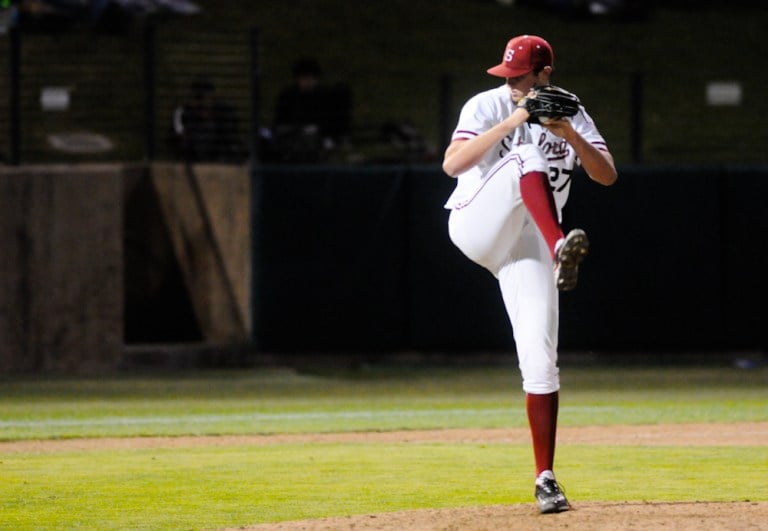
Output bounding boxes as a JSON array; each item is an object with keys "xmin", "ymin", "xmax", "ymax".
[{"xmin": 539, "ymin": 477, "xmax": 566, "ymax": 496}]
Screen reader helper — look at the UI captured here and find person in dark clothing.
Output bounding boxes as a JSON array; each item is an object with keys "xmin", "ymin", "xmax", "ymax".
[
  {"xmin": 270, "ymin": 57, "xmax": 352, "ymax": 163},
  {"xmin": 173, "ymin": 77, "xmax": 248, "ymax": 163}
]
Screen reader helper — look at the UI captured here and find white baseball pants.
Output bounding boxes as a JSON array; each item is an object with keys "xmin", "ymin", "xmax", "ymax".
[{"xmin": 447, "ymin": 144, "xmax": 560, "ymax": 394}]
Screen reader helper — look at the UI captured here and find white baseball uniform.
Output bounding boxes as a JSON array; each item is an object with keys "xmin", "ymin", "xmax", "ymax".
[{"xmin": 445, "ymin": 84, "xmax": 609, "ymax": 394}]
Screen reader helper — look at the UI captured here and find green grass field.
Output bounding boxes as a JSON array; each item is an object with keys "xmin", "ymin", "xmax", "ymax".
[{"xmin": 1, "ymin": 365, "xmax": 766, "ymax": 529}]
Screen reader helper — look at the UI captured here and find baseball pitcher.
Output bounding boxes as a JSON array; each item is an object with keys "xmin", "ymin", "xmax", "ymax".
[{"xmin": 442, "ymin": 34, "xmax": 617, "ymax": 513}]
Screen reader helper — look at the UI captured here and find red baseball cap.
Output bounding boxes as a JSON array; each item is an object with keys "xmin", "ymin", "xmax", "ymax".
[{"xmin": 487, "ymin": 35, "xmax": 554, "ymax": 78}]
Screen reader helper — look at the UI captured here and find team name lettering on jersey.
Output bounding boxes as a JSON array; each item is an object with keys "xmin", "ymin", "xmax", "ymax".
[
  {"xmin": 537, "ymin": 132, "xmax": 570, "ymax": 161},
  {"xmin": 498, "ymin": 134, "xmax": 514, "ymax": 158},
  {"xmin": 498, "ymin": 133, "xmax": 529, "ymax": 159}
]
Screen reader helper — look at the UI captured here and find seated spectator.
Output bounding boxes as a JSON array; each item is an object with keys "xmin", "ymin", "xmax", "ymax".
[{"xmin": 172, "ymin": 77, "xmax": 248, "ymax": 163}]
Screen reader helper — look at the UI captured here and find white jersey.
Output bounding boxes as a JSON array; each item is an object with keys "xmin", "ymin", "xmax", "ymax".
[{"xmin": 444, "ymin": 84, "xmax": 609, "ymax": 214}]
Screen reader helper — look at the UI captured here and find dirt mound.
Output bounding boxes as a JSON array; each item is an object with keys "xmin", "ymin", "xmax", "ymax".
[{"xmin": 242, "ymin": 502, "xmax": 768, "ymax": 530}]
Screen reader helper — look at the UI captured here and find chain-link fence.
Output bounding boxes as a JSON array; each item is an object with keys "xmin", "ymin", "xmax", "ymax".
[
  {"xmin": 1, "ymin": 11, "xmax": 766, "ymax": 166},
  {"xmin": 0, "ymin": 19, "xmax": 254, "ymax": 164}
]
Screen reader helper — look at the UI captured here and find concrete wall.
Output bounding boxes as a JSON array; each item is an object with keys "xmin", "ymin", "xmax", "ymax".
[
  {"xmin": 2, "ymin": 162, "xmax": 764, "ymax": 373},
  {"xmin": 0, "ymin": 164, "xmax": 124, "ymax": 373},
  {"xmin": 150, "ymin": 163, "xmax": 251, "ymax": 342},
  {"xmin": 0, "ymin": 163, "xmax": 251, "ymax": 374}
]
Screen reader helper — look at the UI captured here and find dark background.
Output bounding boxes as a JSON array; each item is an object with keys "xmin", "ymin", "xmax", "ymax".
[
  {"xmin": 1, "ymin": 0, "xmax": 766, "ymax": 368},
  {"xmin": 252, "ymin": 164, "xmax": 768, "ymax": 361},
  {"xmin": 2, "ymin": 1, "xmax": 767, "ymax": 166}
]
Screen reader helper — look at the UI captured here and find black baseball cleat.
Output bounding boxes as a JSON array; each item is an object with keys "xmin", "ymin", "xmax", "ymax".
[
  {"xmin": 554, "ymin": 228, "xmax": 589, "ymax": 291},
  {"xmin": 535, "ymin": 476, "xmax": 571, "ymax": 514}
]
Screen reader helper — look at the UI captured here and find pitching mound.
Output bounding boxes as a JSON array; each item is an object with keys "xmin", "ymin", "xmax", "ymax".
[{"xmin": 243, "ymin": 501, "xmax": 768, "ymax": 530}]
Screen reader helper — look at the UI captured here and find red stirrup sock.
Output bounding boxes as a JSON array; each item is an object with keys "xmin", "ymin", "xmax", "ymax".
[
  {"xmin": 526, "ymin": 391, "xmax": 560, "ymax": 476},
  {"xmin": 519, "ymin": 171, "xmax": 564, "ymax": 258}
]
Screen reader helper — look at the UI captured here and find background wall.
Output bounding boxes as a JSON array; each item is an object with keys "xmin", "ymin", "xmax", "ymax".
[
  {"xmin": 1, "ymin": 1, "xmax": 766, "ymax": 372},
  {"xmin": 251, "ymin": 164, "xmax": 768, "ymax": 360},
  {"xmin": 1, "ymin": 1, "xmax": 766, "ymax": 166},
  {"xmin": 0, "ymin": 165, "xmax": 124, "ymax": 373}
]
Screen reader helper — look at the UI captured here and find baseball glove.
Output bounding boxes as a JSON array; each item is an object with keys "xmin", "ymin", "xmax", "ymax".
[{"xmin": 518, "ymin": 85, "xmax": 580, "ymax": 124}]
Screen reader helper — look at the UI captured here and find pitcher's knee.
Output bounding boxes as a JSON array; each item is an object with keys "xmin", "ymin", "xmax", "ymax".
[
  {"xmin": 521, "ymin": 364, "xmax": 560, "ymax": 394},
  {"xmin": 448, "ymin": 217, "xmax": 501, "ymax": 272}
]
